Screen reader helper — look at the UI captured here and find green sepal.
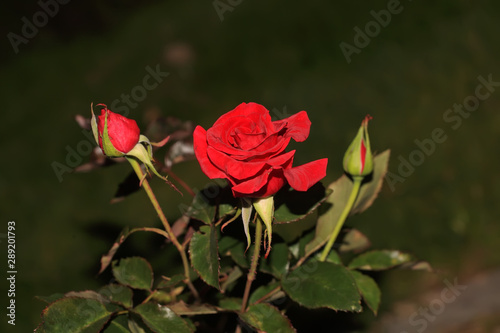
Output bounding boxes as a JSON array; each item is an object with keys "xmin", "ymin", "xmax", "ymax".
[
  {"xmin": 138, "ymin": 135, "xmax": 154, "ymax": 159},
  {"xmin": 126, "ymin": 144, "xmax": 166, "ymax": 182},
  {"xmin": 241, "ymin": 198, "xmax": 253, "ymax": 250},
  {"xmin": 253, "ymin": 196, "xmax": 274, "ymax": 258},
  {"xmin": 90, "ymin": 103, "xmax": 99, "ymax": 146}
]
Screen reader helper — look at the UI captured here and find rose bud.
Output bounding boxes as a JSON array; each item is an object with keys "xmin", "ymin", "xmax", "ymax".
[
  {"xmin": 90, "ymin": 104, "xmax": 170, "ymax": 182},
  {"xmin": 343, "ymin": 115, "xmax": 373, "ymax": 177},
  {"xmin": 91, "ymin": 104, "xmax": 140, "ymax": 157}
]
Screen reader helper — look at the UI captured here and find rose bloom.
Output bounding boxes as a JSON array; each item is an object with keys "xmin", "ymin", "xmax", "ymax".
[{"xmin": 193, "ymin": 103, "xmax": 328, "ymax": 198}]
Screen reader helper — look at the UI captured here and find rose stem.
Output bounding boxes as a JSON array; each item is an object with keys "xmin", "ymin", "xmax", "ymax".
[
  {"xmin": 127, "ymin": 157, "xmax": 199, "ymax": 299},
  {"xmin": 319, "ymin": 176, "xmax": 363, "ymax": 262},
  {"xmin": 240, "ymin": 217, "xmax": 263, "ymax": 313}
]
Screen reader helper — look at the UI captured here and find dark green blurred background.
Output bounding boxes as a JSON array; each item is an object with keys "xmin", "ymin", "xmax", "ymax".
[{"xmin": 2, "ymin": 0, "xmax": 500, "ymax": 332}]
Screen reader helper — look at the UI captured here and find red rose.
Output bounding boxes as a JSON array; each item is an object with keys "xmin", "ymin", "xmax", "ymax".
[
  {"xmin": 96, "ymin": 106, "xmax": 140, "ymax": 156},
  {"xmin": 193, "ymin": 102, "xmax": 328, "ymax": 198}
]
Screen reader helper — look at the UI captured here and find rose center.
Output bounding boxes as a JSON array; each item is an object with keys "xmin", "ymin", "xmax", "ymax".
[{"xmin": 229, "ymin": 124, "xmax": 268, "ymax": 150}]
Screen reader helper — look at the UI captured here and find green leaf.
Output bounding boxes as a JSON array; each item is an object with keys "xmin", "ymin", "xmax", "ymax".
[
  {"xmin": 282, "ymin": 261, "xmax": 361, "ymax": 312},
  {"xmin": 168, "ymin": 301, "xmax": 218, "ymax": 315},
  {"xmin": 249, "ymin": 282, "xmax": 282, "ymax": 305},
  {"xmin": 273, "ymin": 214, "xmax": 317, "ymax": 244},
  {"xmin": 273, "ymin": 182, "xmax": 328, "ymax": 224},
  {"xmin": 36, "ymin": 293, "xmax": 65, "ymax": 304},
  {"xmin": 156, "ymin": 274, "xmax": 185, "ymax": 289},
  {"xmin": 150, "ymin": 290, "xmax": 176, "ymax": 304},
  {"xmin": 187, "ymin": 190, "xmax": 216, "ymax": 224},
  {"xmin": 239, "ymin": 304, "xmax": 296, "ymax": 333},
  {"xmin": 102, "ymin": 315, "xmax": 130, "ymax": 333},
  {"xmin": 351, "ymin": 150, "xmax": 391, "ymax": 215},
  {"xmin": 134, "ymin": 302, "xmax": 194, "ymax": 333},
  {"xmin": 112, "ymin": 257, "xmax": 153, "ymax": 291},
  {"xmin": 37, "ymin": 297, "xmax": 113, "ymax": 332},
  {"xmin": 313, "ymin": 249, "xmax": 342, "ymax": 265},
  {"xmin": 219, "ymin": 203, "xmax": 237, "ymax": 218},
  {"xmin": 221, "ymin": 266, "xmax": 244, "ymax": 293},
  {"xmin": 400, "ymin": 260, "xmax": 433, "ymax": 271},
  {"xmin": 189, "ymin": 225, "xmax": 220, "ymax": 289},
  {"xmin": 99, "ymin": 284, "xmax": 133, "ymax": 308},
  {"xmin": 289, "ymin": 228, "xmax": 315, "ymax": 259},
  {"xmin": 65, "ymin": 290, "xmax": 108, "ymax": 303},
  {"xmin": 349, "ymin": 270, "xmax": 381, "ymax": 315},
  {"xmin": 259, "ymin": 243, "xmax": 289, "ymax": 279},
  {"xmin": 217, "ymin": 298, "xmax": 242, "ymax": 311},
  {"xmin": 218, "ymin": 236, "xmax": 249, "ymax": 268},
  {"xmin": 305, "ymin": 150, "xmax": 390, "ymax": 258},
  {"xmin": 348, "ymin": 250, "xmax": 415, "ymax": 270},
  {"xmin": 128, "ymin": 319, "xmax": 148, "ymax": 333}
]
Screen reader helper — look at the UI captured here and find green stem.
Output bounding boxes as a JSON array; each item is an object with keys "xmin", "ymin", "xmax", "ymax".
[
  {"xmin": 319, "ymin": 176, "xmax": 363, "ymax": 262},
  {"xmin": 240, "ymin": 218, "xmax": 263, "ymax": 312},
  {"xmin": 127, "ymin": 157, "xmax": 199, "ymax": 300}
]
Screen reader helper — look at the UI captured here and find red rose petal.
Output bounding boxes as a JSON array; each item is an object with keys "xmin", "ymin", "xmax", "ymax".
[
  {"xmin": 212, "ymin": 103, "xmax": 274, "ymax": 132},
  {"xmin": 208, "ymin": 103, "xmax": 276, "ymax": 155},
  {"xmin": 231, "ymin": 168, "xmax": 286, "ymax": 198},
  {"xmin": 207, "ymin": 147, "xmax": 295, "ymax": 181},
  {"xmin": 284, "ymin": 158, "xmax": 328, "ymax": 191},
  {"xmin": 193, "ymin": 126, "xmax": 227, "ymax": 179},
  {"xmin": 207, "ymin": 131, "xmax": 290, "ymax": 161},
  {"xmin": 98, "ymin": 108, "xmax": 140, "ymax": 153},
  {"xmin": 206, "ymin": 146, "xmax": 267, "ymax": 180},
  {"xmin": 273, "ymin": 110, "xmax": 311, "ymax": 142},
  {"xmin": 194, "ymin": 102, "xmax": 328, "ymax": 199}
]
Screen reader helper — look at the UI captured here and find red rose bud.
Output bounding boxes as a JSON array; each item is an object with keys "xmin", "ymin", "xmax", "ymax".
[
  {"xmin": 343, "ymin": 115, "xmax": 373, "ymax": 177},
  {"xmin": 90, "ymin": 104, "xmax": 170, "ymax": 182},
  {"xmin": 91, "ymin": 104, "xmax": 140, "ymax": 157},
  {"xmin": 193, "ymin": 102, "xmax": 328, "ymax": 198}
]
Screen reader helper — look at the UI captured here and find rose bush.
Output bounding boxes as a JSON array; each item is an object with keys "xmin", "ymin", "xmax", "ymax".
[
  {"xmin": 37, "ymin": 104, "xmax": 403, "ymax": 333},
  {"xmin": 193, "ymin": 102, "xmax": 328, "ymax": 198}
]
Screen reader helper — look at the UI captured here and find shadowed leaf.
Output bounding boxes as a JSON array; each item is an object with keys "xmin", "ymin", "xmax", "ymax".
[
  {"xmin": 189, "ymin": 225, "xmax": 220, "ymax": 289},
  {"xmin": 274, "ymin": 182, "xmax": 328, "ymax": 224},
  {"xmin": 112, "ymin": 257, "xmax": 153, "ymax": 291},
  {"xmin": 240, "ymin": 303, "xmax": 296, "ymax": 333},
  {"xmin": 36, "ymin": 297, "xmax": 112, "ymax": 333},
  {"xmin": 348, "ymin": 250, "xmax": 415, "ymax": 271},
  {"xmin": 282, "ymin": 261, "xmax": 361, "ymax": 312},
  {"xmin": 98, "ymin": 284, "xmax": 133, "ymax": 308},
  {"xmin": 134, "ymin": 302, "xmax": 193, "ymax": 333},
  {"xmin": 349, "ymin": 270, "xmax": 381, "ymax": 315}
]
